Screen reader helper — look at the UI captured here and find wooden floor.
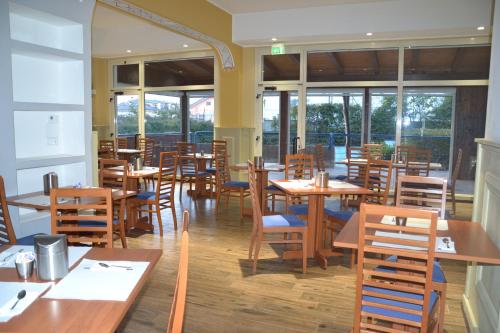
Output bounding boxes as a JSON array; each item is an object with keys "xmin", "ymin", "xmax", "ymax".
[{"xmin": 118, "ymin": 190, "xmax": 472, "ymax": 333}]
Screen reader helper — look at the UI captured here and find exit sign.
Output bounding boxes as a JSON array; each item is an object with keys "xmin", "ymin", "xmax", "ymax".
[{"xmin": 271, "ymin": 43, "xmax": 285, "ymax": 55}]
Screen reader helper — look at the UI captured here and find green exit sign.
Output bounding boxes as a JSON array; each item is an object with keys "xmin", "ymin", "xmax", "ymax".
[{"xmin": 271, "ymin": 43, "xmax": 285, "ymax": 55}]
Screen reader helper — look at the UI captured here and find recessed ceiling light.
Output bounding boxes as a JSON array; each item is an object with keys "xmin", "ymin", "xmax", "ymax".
[
  {"xmin": 183, "ymin": 44, "xmax": 189, "ymax": 48},
  {"xmin": 126, "ymin": 49, "xmax": 132, "ymax": 53},
  {"xmin": 477, "ymin": 26, "xmax": 485, "ymax": 31},
  {"xmin": 366, "ymin": 32, "xmax": 373, "ymax": 36},
  {"xmin": 470, "ymin": 37, "xmax": 476, "ymax": 41},
  {"xmin": 271, "ymin": 38, "xmax": 277, "ymax": 42}
]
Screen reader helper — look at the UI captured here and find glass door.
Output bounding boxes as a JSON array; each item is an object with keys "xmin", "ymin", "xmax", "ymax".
[
  {"xmin": 259, "ymin": 88, "xmax": 299, "ymax": 164},
  {"xmin": 114, "ymin": 92, "xmax": 140, "ymax": 147}
]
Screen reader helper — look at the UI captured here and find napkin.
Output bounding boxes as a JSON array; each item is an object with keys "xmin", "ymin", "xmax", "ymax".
[
  {"xmin": 436, "ymin": 237, "xmax": 456, "ymax": 253},
  {"xmin": 0, "ymin": 282, "xmax": 51, "ymax": 322},
  {"xmin": 0, "ymin": 246, "xmax": 33, "ymax": 267}
]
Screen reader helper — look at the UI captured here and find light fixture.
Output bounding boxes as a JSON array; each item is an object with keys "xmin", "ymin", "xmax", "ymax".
[
  {"xmin": 271, "ymin": 37, "xmax": 277, "ymax": 42},
  {"xmin": 126, "ymin": 49, "xmax": 132, "ymax": 53},
  {"xmin": 366, "ymin": 32, "xmax": 373, "ymax": 36},
  {"xmin": 183, "ymin": 44, "xmax": 189, "ymax": 48},
  {"xmin": 470, "ymin": 37, "xmax": 476, "ymax": 41},
  {"xmin": 477, "ymin": 26, "xmax": 485, "ymax": 31}
]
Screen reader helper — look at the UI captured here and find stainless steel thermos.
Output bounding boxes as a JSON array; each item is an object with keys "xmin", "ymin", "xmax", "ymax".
[{"xmin": 34, "ymin": 234, "xmax": 69, "ymax": 281}]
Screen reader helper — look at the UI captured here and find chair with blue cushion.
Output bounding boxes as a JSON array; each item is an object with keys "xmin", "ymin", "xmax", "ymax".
[
  {"xmin": 0, "ymin": 176, "xmax": 44, "ymax": 246},
  {"xmin": 283, "ymin": 153, "xmax": 315, "ymax": 214},
  {"xmin": 99, "ymin": 158, "xmax": 130, "ymax": 247},
  {"xmin": 131, "ymin": 152, "xmax": 178, "ymax": 237},
  {"xmin": 214, "ymin": 148, "xmax": 249, "ymax": 218},
  {"xmin": 51, "ymin": 188, "xmax": 114, "ymax": 248},
  {"xmin": 352, "ymin": 203, "xmax": 442, "ymax": 332},
  {"xmin": 179, "ymin": 155, "xmax": 211, "ymax": 199},
  {"xmin": 247, "ymin": 161, "xmax": 308, "ymax": 273}
]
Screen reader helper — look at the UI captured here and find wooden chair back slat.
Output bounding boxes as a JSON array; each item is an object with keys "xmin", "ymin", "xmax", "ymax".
[
  {"xmin": 99, "ymin": 159, "xmax": 128, "ymax": 192},
  {"xmin": 156, "ymin": 152, "xmax": 177, "ymax": 202},
  {"xmin": 353, "ymin": 203, "xmax": 438, "ymax": 333},
  {"xmin": 167, "ymin": 210, "xmax": 189, "ymax": 333},
  {"xmin": 0, "ymin": 176, "xmax": 16, "ymax": 245},
  {"xmin": 347, "ymin": 147, "xmax": 369, "ymax": 184},
  {"xmin": 50, "ymin": 188, "xmax": 114, "ymax": 248},
  {"xmin": 138, "ymin": 137, "xmax": 155, "ymax": 166},
  {"xmin": 285, "ymin": 154, "xmax": 314, "ymax": 180},
  {"xmin": 99, "ymin": 140, "xmax": 115, "ymax": 159},
  {"xmin": 363, "ymin": 143, "xmax": 383, "ymax": 160},
  {"xmin": 396, "ymin": 175, "xmax": 448, "ymax": 219},
  {"xmin": 176, "ymin": 142, "xmax": 196, "ymax": 156},
  {"xmin": 214, "ymin": 144, "xmax": 231, "ymax": 185},
  {"xmin": 116, "ymin": 137, "xmax": 128, "ymax": 149},
  {"xmin": 364, "ymin": 160, "xmax": 393, "ymax": 205}
]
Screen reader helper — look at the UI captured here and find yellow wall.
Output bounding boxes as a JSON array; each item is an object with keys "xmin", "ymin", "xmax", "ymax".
[{"xmin": 123, "ymin": 0, "xmax": 243, "ymax": 128}]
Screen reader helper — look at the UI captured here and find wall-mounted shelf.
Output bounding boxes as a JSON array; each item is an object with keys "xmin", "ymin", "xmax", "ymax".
[
  {"xmin": 13, "ymin": 102, "xmax": 84, "ymax": 112},
  {"xmin": 9, "ymin": 2, "xmax": 83, "ymax": 54},
  {"xmin": 11, "ymin": 40, "xmax": 83, "ymax": 61}
]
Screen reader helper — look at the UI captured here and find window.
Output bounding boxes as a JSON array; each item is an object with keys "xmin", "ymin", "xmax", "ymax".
[
  {"xmin": 144, "ymin": 92, "xmax": 182, "ymax": 134},
  {"xmin": 113, "ymin": 64, "xmax": 139, "ymax": 88},
  {"xmin": 369, "ymin": 88, "xmax": 397, "ymax": 157},
  {"xmin": 263, "ymin": 54, "xmax": 300, "ymax": 81},
  {"xmin": 307, "ymin": 49, "xmax": 398, "ymax": 82},
  {"xmin": 145, "ymin": 58, "xmax": 214, "ymax": 87},
  {"xmin": 404, "ymin": 46, "xmax": 491, "ymax": 80},
  {"xmin": 188, "ymin": 91, "xmax": 214, "ymax": 147},
  {"xmin": 115, "ymin": 94, "xmax": 139, "ymax": 135}
]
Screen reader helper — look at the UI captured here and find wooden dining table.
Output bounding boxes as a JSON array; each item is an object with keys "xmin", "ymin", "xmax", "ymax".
[
  {"xmin": 230, "ymin": 162, "xmax": 285, "ymax": 215},
  {"xmin": 269, "ymin": 179, "xmax": 373, "ymax": 269},
  {"xmin": 333, "ymin": 213, "xmax": 500, "ymax": 265},
  {"xmin": 116, "ymin": 148, "xmax": 143, "ymax": 162},
  {"xmin": 0, "ymin": 247, "xmax": 162, "ymax": 332}
]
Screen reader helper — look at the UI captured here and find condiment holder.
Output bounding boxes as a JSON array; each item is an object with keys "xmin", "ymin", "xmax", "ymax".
[{"xmin": 15, "ymin": 252, "xmax": 35, "ymax": 280}]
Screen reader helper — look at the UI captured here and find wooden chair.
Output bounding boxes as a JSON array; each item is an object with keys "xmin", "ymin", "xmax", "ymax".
[
  {"xmin": 137, "ymin": 137, "xmax": 155, "ymax": 167},
  {"xmin": 99, "ymin": 159, "xmax": 129, "ymax": 247},
  {"xmin": 396, "ymin": 175, "xmax": 447, "ymax": 219},
  {"xmin": 131, "ymin": 152, "xmax": 178, "ymax": 236},
  {"xmin": 396, "ymin": 144, "xmax": 417, "ymax": 162},
  {"xmin": 353, "ymin": 203, "xmax": 441, "ymax": 333},
  {"xmin": 179, "ymin": 155, "xmax": 211, "ymax": 199},
  {"xmin": 0, "ymin": 176, "xmax": 17, "ymax": 245},
  {"xmin": 98, "ymin": 140, "xmax": 115, "ymax": 159},
  {"xmin": 167, "ymin": 210, "xmax": 189, "ymax": 333},
  {"xmin": 214, "ymin": 148, "xmax": 249, "ymax": 218},
  {"xmin": 0, "ymin": 176, "xmax": 43, "ymax": 245},
  {"xmin": 247, "ymin": 161, "xmax": 308, "ymax": 273},
  {"xmin": 363, "ymin": 143, "xmax": 383, "ymax": 160},
  {"xmin": 448, "ymin": 148, "xmax": 463, "ymax": 215},
  {"xmin": 116, "ymin": 137, "xmax": 128, "ymax": 149},
  {"xmin": 405, "ymin": 149, "xmax": 432, "ymax": 177},
  {"xmin": 176, "ymin": 142, "xmax": 196, "ymax": 156},
  {"xmin": 50, "ymin": 188, "xmax": 114, "ymax": 248},
  {"xmin": 207, "ymin": 140, "xmax": 227, "ymax": 174}
]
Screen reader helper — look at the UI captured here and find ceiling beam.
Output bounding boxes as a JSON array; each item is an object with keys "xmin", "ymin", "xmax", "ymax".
[{"xmin": 451, "ymin": 48, "xmax": 466, "ymax": 72}]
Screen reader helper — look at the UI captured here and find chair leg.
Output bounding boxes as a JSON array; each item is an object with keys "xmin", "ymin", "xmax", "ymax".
[
  {"xmin": 271, "ymin": 194, "xmax": 276, "ymax": 213},
  {"xmin": 248, "ymin": 227, "xmax": 257, "ymax": 259},
  {"xmin": 252, "ymin": 237, "xmax": 261, "ymax": 274},
  {"xmin": 216, "ymin": 190, "xmax": 221, "ymax": 215},
  {"xmin": 171, "ymin": 204, "xmax": 178, "ymax": 230},
  {"xmin": 302, "ymin": 229, "xmax": 308, "ymax": 273},
  {"xmin": 437, "ymin": 283, "xmax": 447, "ymax": 333},
  {"xmin": 350, "ymin": 250, "xmax": 356, "ymax": 268},
  {"xmin": 239, "ymin": 189, "xmax": 244, "ymax": 218},
  {"xmin": 179, "ymin": 181, "xmax": 183, "ymax": 199},
  {"xmin": 118, "ymin": 200, "xmax": 127, "ymax": 248},
  {"xmin": 156, "ymin": 205, "xmax": 164, "ymax": 237},
  {"xmin": 148, "ymin": 204, "xmax": 153, "ymax": 224},
  {"xmin": 451, "ymin": 188, "xmax": 456, "ymax": 216}
]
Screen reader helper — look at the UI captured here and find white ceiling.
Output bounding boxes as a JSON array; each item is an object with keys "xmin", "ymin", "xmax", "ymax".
[
  {"xmin": 91, "ymin": 4, "xmax": 209, "ymax": 58},
  {"xmin": 207, "ymin": 0, "xmax": 390, "ymax": 14}
]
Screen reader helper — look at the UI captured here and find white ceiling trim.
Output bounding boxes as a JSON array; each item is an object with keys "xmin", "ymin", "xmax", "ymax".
[{"xmin": 97, "ymin": 0, "xmax": 235, "ymax": 70}]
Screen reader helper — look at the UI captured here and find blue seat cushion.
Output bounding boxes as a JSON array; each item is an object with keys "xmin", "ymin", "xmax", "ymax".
[
  {"xmin": 206, "ymin": 167, "xmax": 216, "ymax": 174},
  {"xmin": 288, "ymin": 204, "xmax": 308, "ymax": 215},
  {"xmin": 263, "ymin": 214, "xmax": 306, "ymax": 228},
  {"xmin": 265, "ymin": 185, "xmax": 283, "ymax": 192},
  {"xmin": 379, "ymin": 256, "xmax": 446, "ymax": 283},
  {"xmin": 324, "ymin": 209, "xmax": 354, "ymax": 221},
  {"xmin": 77, "ymin": 219, "xmax": 120, "ymax": 227},
  {"xmin": 16, "ymin": 233, "xmax": 45, "ymax": 245},
  {"xmin": 362, "ymin": 286, "xmax": 438, "ymax": 322},
  {"xmin": 184, "ymin": 171, "xmax": 211, "ymax": 177},
  {"xmin": 223, "ymin": 181, "xmax": 249, "ymax": 189},
  {"xmin": 335, "ymin": 175, "xmax": 347, "ymax": 181},
  {"xmin": 136, "ymin": 191, "xmax": 171, "ymax": 201}
]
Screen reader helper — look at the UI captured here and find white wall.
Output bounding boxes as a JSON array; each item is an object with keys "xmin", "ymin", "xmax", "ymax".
[
  {"xmin": 232, "ymin": 0, "xmax": 492, "ymax": 46},
  {"xmin": 485, "ymin": 1, "xmax": 500, "ymax": 143}
]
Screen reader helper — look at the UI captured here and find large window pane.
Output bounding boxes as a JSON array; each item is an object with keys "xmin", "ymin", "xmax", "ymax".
[
  {"xmin": 263, "ymin": 54, "xmax": 300, "ymax": 81},
  {"xmin": 404, "ymin": 46, "xmax": 490, "ymax": 80},
  {"xmin": 305, "ymin": 88, "xmax": 364, "ymax": 176},
  {"xmin": 113, "ymin": 64, "xmax": 139, "ymax": 88},
  {"xmin": 307, "ymin": 49, "xmax": 398, "ymax": 82},
  {"xmin": 145, "ymin": 58, "xmax": 214, "ymax": 87},
  {"xmin": 402, "ymin": 88, "xmax": 454, "ymax": 175},
  {"xmin": 188, "ymin": 91, "xmax": 214, "ymax": 151},
  {"xmin": 144, "ymin": 92, "xmax": 182, "ymax": 134},
  {"xmin": 115, "ymin": 94, "xmax": 139, "ymax": 135},
  {"xmin": 370, "ymin": 88, "xmax": 397, "ymax": 158}
]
